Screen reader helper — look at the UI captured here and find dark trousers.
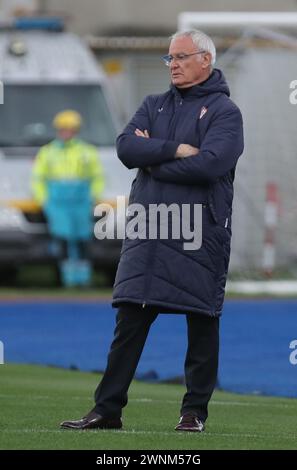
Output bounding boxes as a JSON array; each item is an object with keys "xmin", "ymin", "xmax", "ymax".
[{"xmin": 94, "ymin": 303, "xmax": 219, "ymax": 422}]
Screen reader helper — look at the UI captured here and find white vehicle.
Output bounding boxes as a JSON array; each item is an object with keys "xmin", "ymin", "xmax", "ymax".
[{"xmin": 0, "ymin": 18, "xmax": 132, "ymax": 284}]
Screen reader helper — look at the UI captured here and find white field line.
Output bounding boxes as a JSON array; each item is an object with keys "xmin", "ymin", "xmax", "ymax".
[
  {"xmin": 226, "ymin": 280, "xmax": 297, "ymax": 295},
  {"xmin": 0, "ymin": 394, "xmax": 295, "ymax": 408},
  {"xmin": 130, "ymin": 398, "xmax": 295, "ymax": 408}
]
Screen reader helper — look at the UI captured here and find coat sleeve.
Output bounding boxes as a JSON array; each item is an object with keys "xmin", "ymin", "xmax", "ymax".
[
  {"xmin": 116, "ymin": 96, "xmax": 180, "ymax": 170},
  {"xmin": 151, "ymin": 106, "xmax": 244, "ymax": 184}
]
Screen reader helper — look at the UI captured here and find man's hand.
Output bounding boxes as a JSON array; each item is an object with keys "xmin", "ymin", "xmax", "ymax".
[
  {"xmin": 134, "ymin": 129, "xmax": 198, "ymax": 168},
  {"xmin": 134, "ymin": 129, "xmax": 151, "ymax": 172},
  {"xmin": 135, "ymin": 128, "xmax": 150, "ymax": 138},
  {"xmin": 175, "ymin": 144, "xmax": 199, "ymax": 159}
]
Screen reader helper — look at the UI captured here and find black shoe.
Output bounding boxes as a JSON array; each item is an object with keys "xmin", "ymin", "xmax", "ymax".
[
  {"xmin": 175, "ymin": 412, "xmax": 205, "ymax": 432},
  {"xmin": 60, "ymin": 409, "xmax": 122, "ymax": 430}
]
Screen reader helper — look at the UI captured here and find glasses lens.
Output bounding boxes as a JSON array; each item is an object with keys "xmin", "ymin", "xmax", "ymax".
[{"xmin": 162, "ymin": 55, "xmax": 171, "ymax": 66}]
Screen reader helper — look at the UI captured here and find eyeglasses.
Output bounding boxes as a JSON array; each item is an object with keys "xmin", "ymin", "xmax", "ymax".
[{"xmin": 162, "ymin": 50, "xmax": 206, "ymax": 66}]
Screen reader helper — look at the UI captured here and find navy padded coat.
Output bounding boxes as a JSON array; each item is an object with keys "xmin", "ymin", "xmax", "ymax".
[{"xmin": 112, "ymin": 69, "xmax": 244, "ymax": 317}]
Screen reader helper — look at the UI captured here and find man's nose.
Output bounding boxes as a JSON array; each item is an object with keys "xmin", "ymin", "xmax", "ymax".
[{"xmin": 170, "ymin": 60, "xmax": 179, "ymax": 70}]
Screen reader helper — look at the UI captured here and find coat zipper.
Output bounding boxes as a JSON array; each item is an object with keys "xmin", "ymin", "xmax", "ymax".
[{"xmin": 142, "ymin": 96, "xmax": 183, "ymax": 307}]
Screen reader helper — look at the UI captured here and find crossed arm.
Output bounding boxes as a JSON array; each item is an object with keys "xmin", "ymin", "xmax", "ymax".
[
  {"xmin": 134, "ymin": 129, "xmax": 198, "ymax": 163},
  {"xmin": 116, "ymin": 96, "xmax": 198, "ymax": 170},
  {"xmin": 116, "ymin": 96, "xmax": 244, "ymax": 185}
]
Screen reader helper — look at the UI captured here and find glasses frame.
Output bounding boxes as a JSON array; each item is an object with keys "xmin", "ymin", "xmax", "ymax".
[{"xmin": 162, "ymin": 50, "xmax": 206, "ymax": 66}]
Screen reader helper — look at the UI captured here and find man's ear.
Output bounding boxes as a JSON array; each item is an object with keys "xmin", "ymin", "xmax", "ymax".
[{"xmin": 201, "ymin": 52, "xmax": 212, "ymax": 69}]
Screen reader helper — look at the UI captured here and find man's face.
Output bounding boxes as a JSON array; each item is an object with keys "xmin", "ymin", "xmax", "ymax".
[
  {"xmin": 57, "ymin": 128, "xmax": 78, "ymax": 142},
  {"xmin": 168, "ymin": 36, "xmax": 211, "ymax": 88}
]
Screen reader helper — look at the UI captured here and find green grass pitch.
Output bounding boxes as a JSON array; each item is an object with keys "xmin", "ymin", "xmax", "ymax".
[{"xmin": 0, "ymin": 364, "xmax": 296, "ymax": 450}]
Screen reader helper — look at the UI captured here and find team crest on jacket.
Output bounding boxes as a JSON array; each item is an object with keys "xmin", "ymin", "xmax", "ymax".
[{"xmin": 199, "ymin": 106, "xmax": 208, "ymax": 119}]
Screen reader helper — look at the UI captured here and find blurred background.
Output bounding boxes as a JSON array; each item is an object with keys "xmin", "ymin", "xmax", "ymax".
[
  {"xmin": 1, "ymin": 0, "xmax": 297, "ymax": 289},
  {"xmin": 0, "ymin": 1, "xmax": 297, "ymax": 397}
]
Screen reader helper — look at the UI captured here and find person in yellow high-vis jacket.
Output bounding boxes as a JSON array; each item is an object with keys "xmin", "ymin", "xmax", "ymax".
[
  {"xmin": 32, "ymin": 110, "xmax": 104, "ymax": 206},
  {"xmin": 31, "ymin": 110, "xmax": 105, "ymax": 286}
]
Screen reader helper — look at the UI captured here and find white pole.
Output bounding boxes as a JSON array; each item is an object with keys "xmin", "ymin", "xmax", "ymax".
[{"xmin": 262, "ymin": 183, "xmax": 280, "ymax": 277}]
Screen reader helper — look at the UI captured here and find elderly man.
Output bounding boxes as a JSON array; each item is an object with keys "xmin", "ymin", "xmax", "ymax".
[{"xmin": 61, "ymin": 30, "xmax": 244, "ymax": 432}]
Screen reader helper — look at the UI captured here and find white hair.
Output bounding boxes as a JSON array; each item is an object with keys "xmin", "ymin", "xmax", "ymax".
[{"xmin": 170, "ymin": 30, "xmax": 216, "ymax": 67}]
